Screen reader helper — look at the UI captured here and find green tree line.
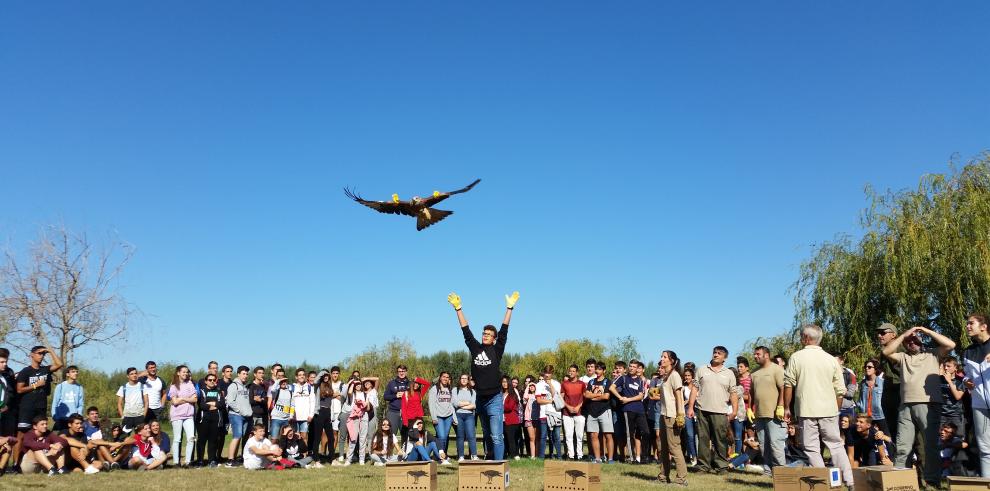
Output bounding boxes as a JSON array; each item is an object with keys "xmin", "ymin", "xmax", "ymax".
[{"xmin": 745, "ymin": 153, "xmax": 990, "ymax": 373}]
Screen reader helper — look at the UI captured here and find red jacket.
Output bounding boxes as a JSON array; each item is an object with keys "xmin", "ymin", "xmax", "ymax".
[
  {"xmin": 503, "ymin": 392, "xmax": 520, "ymax": 425},
  {"xmin": 401, "ymin": 377, "xmax": 431, "ymax": 426}
]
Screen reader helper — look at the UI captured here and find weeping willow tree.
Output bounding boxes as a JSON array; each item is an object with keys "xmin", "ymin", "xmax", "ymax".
[{"xmin": 788, "ymin": 153, "xmax": 990, "ymax": 369}]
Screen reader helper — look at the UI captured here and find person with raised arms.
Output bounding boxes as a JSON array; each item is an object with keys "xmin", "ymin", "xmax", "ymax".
[{"xmin": 448, "ymin": 291, "xmax": 518, "ymax": 460}]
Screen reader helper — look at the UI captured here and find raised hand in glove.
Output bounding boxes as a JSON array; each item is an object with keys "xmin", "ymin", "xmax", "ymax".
[
  {"xmin": 505, "ymin": 291, "xmax": 520, "ymax": 309},
  {"xmin": 775, "ymin": 405, "xmax": 785, "ymax": 421},
  {"xmin": 448, "ymin": 293, "xmax": 462, "ymax": 310}
]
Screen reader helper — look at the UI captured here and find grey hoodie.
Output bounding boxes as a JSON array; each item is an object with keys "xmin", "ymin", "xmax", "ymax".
[
  {"xmin": 226, "ymin": 379, "xmax": 253, "ymax": 418},
  {"xmin": 428, "ymin": 383, "xmax": 454, "ymax": 421},
  {"xmin": 453, "ymin": 386, "xmax": 476, "ymax": 415}
]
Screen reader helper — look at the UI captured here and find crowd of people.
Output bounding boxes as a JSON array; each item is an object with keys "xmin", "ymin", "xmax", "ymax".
[{"xmin": 0, "ymin": 292, "xmax": 988, "ymax": 491}]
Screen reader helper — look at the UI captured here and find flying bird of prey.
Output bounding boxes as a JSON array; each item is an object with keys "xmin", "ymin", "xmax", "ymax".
[{"xmin": 344, "ymin": 178, "xmax": 481, "ymax": 231}]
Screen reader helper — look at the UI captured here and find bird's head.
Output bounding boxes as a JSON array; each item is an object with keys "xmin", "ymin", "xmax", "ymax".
[
  {"xmin": 433, "ymin": 190, "xmax": 440, "ymax": 198},
  {"xmin": 411, "ymin": 196, "xmax": 423, "ymax": 204},
  {"xmin": 391, "ymin": 194, "xmax": 400, "ymax": 204}
]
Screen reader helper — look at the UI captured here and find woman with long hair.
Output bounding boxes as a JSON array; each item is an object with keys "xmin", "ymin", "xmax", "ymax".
[
  {"xmin": 453, "ymin": 373, "xmax": 477, "ymax": 461},
  {"xmin": 343, "ymin": 376, "xmax": 374, "ymax": 465},
  {"xmin": 728, "ymin": 367, "xmax": 746, "ymax": 456},
  {"xmin": 428, "ymin": 371, "xmax": 454, "ymax": 459},
  {"xmin": 404, "ymin": 417, "xmax": 447, "ymax": 463},
  {"xmin": 657, "ymin": 350, "xmax": 688, "ymax": 486},
  {"xmin": 166, "ymin": 365, "xmax": 197, "ymax": 467},
  {"xmin": 313, "ymin": 371, "xmax": 336, "ymax": 462},
  {"xmin": 501, "ymin": 375, "xmax": 521, "ymax": 460},
  {"xmin": 196, "ymin": 372, "xmax": 225, "ymax": 467},
  {"xmin": 858, "ymin": 358, "xmax": 887, "ymax": 434},
  {"xmin": 523, "ymin": 380, "xmax": 540, "ymax": 459},
  {"xmin": 370, "ymin": 419, "xmax": 404, "ymax": 465}
]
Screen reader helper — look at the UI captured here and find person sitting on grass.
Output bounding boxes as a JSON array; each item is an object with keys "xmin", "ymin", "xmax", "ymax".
[
  {"xmin": 60, "ymin": 413, "xmax": 108, "ymax": 474},
  {"xmin": 845, "ymin": 415, "xmax": 892, "ymax": 468},
  {"xmin": 728, "ymin": 426, "xmax": 761, "ymax": 470},
  {"xmin": 370, "ymin": 419, "xmax": 404, "ymax": 465},
  {"xmin": 279, "ymin": 425, "xmax": 322, "ymax": 468},
  {"xmin": 784, "ymin": 422, "xmax": 810, "ymax": 467},
  {"xmin": 244, "ymin": 424, "xmax": 283, "ymax": 470},
  {"xmin": 149, "ymin": 420, "xmax": 172, "ymax": 465},
  {"xmin": 404, "ymin": 417, "xmax": 448, "ymax": 463},
  {"xmin": 939, "ymin": 422, "xmax": 968, "ymax": 478},
  {"xmin": 107, "ymin": 424, "xmax": 131, "ymax": 468},
  {"xmin": 81, "ymin": 406, "xmax": 120, "ymax": 468},
  {"xmin": 21, "ymin": 415, "xmax": 68, "ymax": 475},
  {"xmin": 127, "ymin": 423, "xmax": 167, "ymax": 470}
]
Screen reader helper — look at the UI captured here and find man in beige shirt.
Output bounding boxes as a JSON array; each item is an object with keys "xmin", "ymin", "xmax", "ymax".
[
  {"xmin": 882, "ymin": 325, "xmax": 955, "ymax": 487},
  {"xmin": 750, "ymin": 345, "xmax": 785, "ymax": 473},
  {"xmin": 783, "ymin": 324, "xmax": 853, "ymax": 488},
  {"xmin": 686, "ymin": 345, "xmax": 737, "ymax": 474}
]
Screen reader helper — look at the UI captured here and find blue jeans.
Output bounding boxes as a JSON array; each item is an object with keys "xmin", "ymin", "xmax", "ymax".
[
  {"xmin": 732, "ymin": 419, "xmax": 745, "ymax": 454},
  {"xmin": 408, "ymin": 442, "xmax": 441, "ymax": 461},
  {"xmin": 434, "ymin": 416, "xmax": 453, "ymax": 456},
  {"xmin": 478, "ymin": 393, "xmax": 504, "ymax": 460},
  {"xmin": 683, "ymin": 416, "xmax": 697, "ymax": 458},
  {"xmin": 456, "ymin": 412, "xmax": 477, "ymax": 458},
  {"xmin": 229, "ymin": 413, "xmax": 249, "ymax": 440},
  {"xmin": 270, "ymin": 418, "xmax": 288, "ymax": 438},
  {"xmin": 730, "ymin": 451, "xmax": 752, "ymax": 468},
  {"xmin": 539, "ymin": 420, "xmax": 562, "ymax": 458}
]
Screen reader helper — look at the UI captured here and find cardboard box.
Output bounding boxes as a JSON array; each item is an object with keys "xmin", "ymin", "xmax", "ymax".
[
  {"xmin": 385, "ymin": 461, "xmax": 438, "ymax": 491},
  {"xmin": 543, "ymin": 460, "xmax": 602, "ymax": 491},
  {"xmin": 772, "ymin": 466, "xmax": 841, "ymax": 491},
  {"xmin": 851, "ymin": 465, "xmax": 919, "ymax": 491},
  {"xmin": 458, "ymin": 460, "xmax": 510, "ymax": 490},
  {"xmin": 948, "ymin": 476, "xmax": 990, "ymax": 491}
]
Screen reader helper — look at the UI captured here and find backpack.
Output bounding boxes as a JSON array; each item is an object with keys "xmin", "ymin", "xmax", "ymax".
[{"xmin": 0, "ymin": 379, "xmax": 6, "ymax": 410}]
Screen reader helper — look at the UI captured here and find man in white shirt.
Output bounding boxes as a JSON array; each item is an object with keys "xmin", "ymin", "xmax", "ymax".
[
  {"xmin": 139, "ymin": 361, "xmax": 166, "ymax": 423},
  {"xmin": 116, "ymin": 367, "xmax": 149, "ymax": 434}
]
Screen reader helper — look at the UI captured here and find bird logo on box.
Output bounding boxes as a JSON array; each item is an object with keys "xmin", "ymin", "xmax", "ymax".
[
  {"xmin": 566, "ymin": 470, "xmax": 588, "ymax": 485},
  {"xmin": 481, "ymin": 470, "xmax": 503, "ymax": 485},
  {"xmin": 407, "ymin": 470, "xmax": 429, "ymax": 485}
]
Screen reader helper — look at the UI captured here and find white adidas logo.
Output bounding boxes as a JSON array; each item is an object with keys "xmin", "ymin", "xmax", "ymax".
[{"xmin": 474, "ymin": 351, "xmax": 492, "ymax": 367}]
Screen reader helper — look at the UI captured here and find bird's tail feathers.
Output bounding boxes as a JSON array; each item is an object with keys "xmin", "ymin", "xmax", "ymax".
[{"xmin": 416, "ymin": 208, "xmax": 453, "ymax": 231}]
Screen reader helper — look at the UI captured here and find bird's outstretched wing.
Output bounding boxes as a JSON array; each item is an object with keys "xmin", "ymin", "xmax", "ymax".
[
  {"xmin": 420, "ymin": 178, "xmax": 481, "ymax": 207},
  {"xmin": 344, "ymin": 188, "xmax": 417, "ymax": 217}
]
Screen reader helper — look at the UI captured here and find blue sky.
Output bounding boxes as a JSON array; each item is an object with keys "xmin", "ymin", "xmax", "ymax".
[{"xmin": 2, "ymin": 2, "xmax": 988, "ymax": 372}]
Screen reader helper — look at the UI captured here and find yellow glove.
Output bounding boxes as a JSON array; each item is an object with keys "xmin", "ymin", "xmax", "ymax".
[
  {"xmin": 747, "ymin": 408, "xmax": 755, "ymax": 423},
  {"xmin": 775, "ymin": 405, "xmax": 785, "ymax": 420},
  {"xmin": 447, "ymin": 292, "xmax": 462, "ymax": 310},
  {"xmin": 505, "ymin": 291, "xmax": 520, "ymax": 309},
  {"xmin": 674, "ymin": 414, "xmax": 685, "ymax": 428}
]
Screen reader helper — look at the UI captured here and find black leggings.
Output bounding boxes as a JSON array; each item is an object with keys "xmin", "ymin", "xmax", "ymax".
[
  {"xmin": 311, "ymin": 408, "xmax": 335, "ymax": 456},
  {"xmin": 197, "ymin": 415, "xmax": 221, "ymax": 463},
  {"xmin": 504, "ymin": 424, "xmax": 520, "ymax": 458}
]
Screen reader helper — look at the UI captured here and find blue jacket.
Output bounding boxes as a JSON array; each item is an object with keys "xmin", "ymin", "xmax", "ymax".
[
  {"xmin": 52, "ymin": 381, "xmax": 85, "ymax": 420},
  {"xmin": 857, "ymin": 376, "xmax": 884, "ymax": 421}
]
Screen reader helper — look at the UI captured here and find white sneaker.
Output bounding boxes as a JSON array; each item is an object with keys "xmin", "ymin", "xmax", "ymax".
[
  {"xmin": 514, "ymin": 456, "xmax": 520, "ymax": 461},
  {"xmin": 358, "ymin": 461, "xmax": 365, "ymax": 465},
  {"xmin": 440, "ymin": 459, "xmax": 451, "ymax": 466},
  {"xmin": 458, "ymin": 457, "xmax": 464, "ymax": 462},
  {"xmin": 343, "ymin": 460, "xmax": 351, "ymax": 466},
  {"xmin": 470, "ymin": 456, "xmax": 480, "ymax": 461},
  {"xmin": 374, "ymin": 462, "xmax": 385, "ymax": 467},
  {"xmin": 84, "ymin": 466, "xmax": 100, "ymax": 474}
]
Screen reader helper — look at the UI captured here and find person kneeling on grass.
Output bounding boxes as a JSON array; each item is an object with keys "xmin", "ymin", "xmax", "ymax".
[
  {"xmin": 127, "ymin": 423, "xmax": 167, "ymax": 470},
  {"xmin": 370, "ymin": 419, "xmax": 404, "ymax": 465},
  {"xmin": 404, "ymin": 418, "xmax": 448, "ymax": 463},
  {"xmin": 21, "ymin": 415, "xmax": 68, "ymax": 475}
]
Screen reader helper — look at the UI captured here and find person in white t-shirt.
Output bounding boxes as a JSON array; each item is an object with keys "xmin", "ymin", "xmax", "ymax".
[
  {"xmin": 243, "ymin": 424, "xmax": 282, "ymax": 470},
  {"xmin": 116, "ymin": 367, "xmax": 149, "ymax": 434},
  {"xmin": 535, "ymin": 365, "xmax": 562, "ymax": 459},
  {"xmin": 139, "ymin": 361, "xmax": 166, "ymax": 422}
]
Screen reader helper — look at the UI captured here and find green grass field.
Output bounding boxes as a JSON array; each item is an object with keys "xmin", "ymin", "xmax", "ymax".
[{"xmin": 0, "ymin": 459, "xmax": 775, "ymax": 490}]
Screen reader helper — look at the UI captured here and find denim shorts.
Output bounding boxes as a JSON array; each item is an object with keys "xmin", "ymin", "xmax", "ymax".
[
  {"xmin": 295, "ymin": 420, "xmax": 309, "ymax": 433},
  {"xmin": 229, "ymin": 413, "xmax": 248, "ymax": 439}
]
